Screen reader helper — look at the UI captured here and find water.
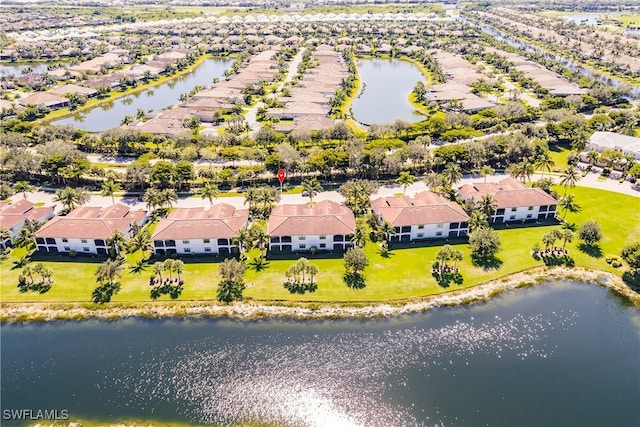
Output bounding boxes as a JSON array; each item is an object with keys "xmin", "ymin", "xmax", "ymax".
[
  {"xmin": 1, "ymin": 280, "xmax": 639, "ymax": 426},
  {"xmin": 49, "ymin": 57, "xmax": 232, "ymax": 132},
  {"xmin": 455, "ymin": 13, "xmax": 640, "ymax": 99},
  {"xmin": 558, "ymin": 13, "xmax": 605, "ymax": 25},
  {"xmin": 0, "ymin": 62, "xmax": 55, "ymax": 77},
  {"xmin": 351, "ymin": 58, "xmax": 426, "ymax": 125}
]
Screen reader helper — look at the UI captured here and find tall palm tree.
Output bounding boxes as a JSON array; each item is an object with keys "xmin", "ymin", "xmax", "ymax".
[
  {"xmin": 142, "ymin": 188, "xmax": 162, "ymax": 212},
  {"xmin": 468, "ymin": 210, "xmax": 489, "ymax": 232},
  {"xmin": 302, "ymin": 177, "xmax": 323, "ymax": 203},
  {"xmin": 586, "ymin": 150, "xmax": 599, "ymax": 166},
  {"xmin": 243, "ymin": 187, "xmax": 260, "ymax": 211},
  {"xmin": 560, "ymin": 166, "xmax": 580, "ymax": 195},
  {"xmin": 200, "ymin": 182, "xmax": 219, "ymax": 207},
  {"xmin": 128, "ymin": 229, "xmax": 153, "ymax": 257},
  {"xmin": 100, "ymin": 180, "xmax": 121, "ymax": 204},
  {"xmin": 235, "ymin": 228, "xmax": 252, "ymax": 257},
  {"xmin": 559, "ymin": 194, "xmax": 581, "ymax": 219},
  {"xmin": 534, "ymin": 152, "xmax": 555, "ymax": 178},
  {"xmin": 106, "ymin": 230, "xmax": 127, "ymax": 259},
  {"xmin": 562, "ymin": 229, "xmax": 573, "ymax": 249},
  {"xmin": 14, "ymin": 181, "xmax": 33, "ymax": 199},
  {"xmin": 351, "ymin": 219, "xmax": 368, "ymax": 248},
  {"xmin": 160, "ymin": 188, "xmax": 178, "ymax": 209},
  {"xmin": 442, "ymin": 163, "xmax": 462, "ymax": 188},
  {"xmin": 479, "ymin": 165, "xmax": 494, "ymax": 183},
  {"xmin": 95, "ymin": 257, "xmax": 125, "ymax": 286},
  {"xmin": 172, "ymin": 260, "xmax": 185, "ymax": 281},
  {"xmin": 163, "ymin": 259, "xmax": 175, "ymax": 280},
  {"xmin": 53, "ymin": 187, "xmax": 90, "ymax": 212},
  {"xmin": 377, "ymin": 220, "xmax": 397, "ymax": 243},
  {"xmin": 396, "ymin": 171, "xmax": 415, "ymax": 195},
  {"xmin": 153, "ymin": 261, "xmax": 164, "ymax": 281}
]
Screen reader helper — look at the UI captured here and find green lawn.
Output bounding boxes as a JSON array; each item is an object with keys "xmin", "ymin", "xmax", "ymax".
[{"xmin": 1, "ymin": 187, "xmax": 637, "ymax": 304}]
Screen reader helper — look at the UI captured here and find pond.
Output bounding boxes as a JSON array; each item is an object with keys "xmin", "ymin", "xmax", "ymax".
[
  {"xmin": 0, "ymin": 61, "xmax": 57, "ymax": 77},
  {"xmin": 350, "ymin": 58, "xmax": 426, "ymax": 126},
  {"xmin": 2, "ymin": 280, "xmax": 638, "ymax": 426},
  {"xmin": 49, "ymin": 57, "xmax": 232, "ymax": 132}
]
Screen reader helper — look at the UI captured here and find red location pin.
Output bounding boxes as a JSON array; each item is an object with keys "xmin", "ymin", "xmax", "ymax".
[{"xmin": 277, "ymin": 169, "xmax": 286, "ymax": 184}]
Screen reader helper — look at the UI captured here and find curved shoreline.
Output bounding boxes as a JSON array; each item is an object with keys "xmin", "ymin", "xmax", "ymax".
[{"xmin": 1, "ymin": 267, "xmax": 638, "ymax": 323}]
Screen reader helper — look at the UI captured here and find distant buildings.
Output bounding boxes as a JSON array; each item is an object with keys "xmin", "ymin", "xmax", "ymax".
[
  {"xmin": 0, "ymin": 200, "xmax": 54, "ymax": 248},
  {"xmin": 586, "ymin": 131, "xmax": 640, "ymax": 161}
]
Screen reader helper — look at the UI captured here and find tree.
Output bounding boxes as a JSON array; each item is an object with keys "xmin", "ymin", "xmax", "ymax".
[
  {"xmin": 442, "ymin": 163, "xmax": 462, "ymax": 188},
  {"xmin": 621, "ymin": 243, "xmax": 640, "ymax": 272},
  {"xmin": 343, "ymin": 247, "xmax": 369, "ymax": 275},
  {"xmin": 478, "ymin": 194, "xmax": 497, "ymax": 221},
  {"xmin": 14, "ymin": 181, "xmax": 33, "ymax": 199},
  {"xmin": 53, "ymin": 187, "xmax": 90, "ymax": 212},
  {"xmin": 159, "ymin": 188, "xmax": 177, "ymax": 209},
  {"xmin": 542, "ymin": 229, "xmax": 563, "ymax": 249},
  {"xmin": 376, "ymin": 220, "xmax": 397, "ymax": 243},
  {"xmin": 561, "ymin": 229, "xmax": 573, "ymax": 249},
  {"xmin": 217, "ymin": 258, "xmax": 247, "ymax": 303},
  {"xmin": 106, "ymin": 230, "xmax": 127, "ymax": 259},
  {"xmin": 95, "ymin": 257, "xmax": 125, "ymax": 286},
  {"xmin": 559, "ymin": 194, "xmax": 581, "ymax": 220},
  {"xmin": 560, "ymin": 166, "xmax": 580, "ymax": 195},
  {"xmin": 172, "ymin": 259, "xmax": 185, "ymax": 281},
  {"xmin": 468, "ymin": 210, "xmax": 489, "ymax": 232},
  {"xmin": 142, "ymin": 188, "xmax": 162, "ymax": 212},
  {"xmin": 469, "ymin": 227, "xmax": 501, "ymax": 260},
  {"xmin": 128, "ymin": 229, "xmax": 153, "ymax": 257},
  {"xmin": 396, "ymin": 171, "xmax": 415, "ymax": 195},
  {"xmin": 200, "ymin": 182, "xmax": 219, "ymax": 207},
  {"xmin": 100, "ymin": 180, "xmax": 121, "ymax": 204},
  {"xmin": 339, "ymin": 180, "xmax": 378, "ymax": 216},
  {"xmin": 534, "ymin": 152, "xmax": 555, "ymax": 178},
  {"xmin": 579, "ymin": 221, "xmax": 602, "ymax": 247},
  {"xmin": 302, "ymin": 177, "xmax": 323, "ymax": 203},
  {"xmin": 480, "ymin": 165, "xmax": 494, "ymax": 183}
]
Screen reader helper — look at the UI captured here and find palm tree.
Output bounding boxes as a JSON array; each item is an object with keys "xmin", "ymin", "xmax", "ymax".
[
  {"xmin": 351, "ymin": 219, "xmax": 368, "ymax": 248},
  {"xmin": 534, "ymin": 152, "xmax": 555, "ymax": 178},
  {"xmin": 302, "ymin": 177, "xmax": 323, "ymax": 203},
  {"xmin": 172, "ymin": 259, "xmax": 185, "ymax": 281},
  {"xmin": 451, "ymin": 249, "xmax": 463, "ymax": 269},
  {"xmin": 586, "ymin": 150, "xmax": 599, "ymax": 166},
  {"xmin": 396, "ymin": 171, "xmax": 415, "ymax": 195},
  {"xmin": 562, "ymin": 229, "xmax": 573, "ymax": 249},
  {"xmin": 235, "ymin": 228, "xmax": 252, "ymax": 257},
  {"xmin": 307, "ymin": 263, "xmax": 319, "ymax": 284},
  {"xmin": 163, "ymin": 259, "xmax": 175, "ymax": 280},
  {"xmin": 100, "ymin": 180, "xmax": 121, "ymax": 204},
  {"xmin": 243, "ymin": 187, "xmax": 260, "ymax": 211},
  {"xmin": 560, "ymin": 166, "xmax": 580, "ymax": 195},
  {"xmin": 200, "ymin": 182, "xmax": 219, "ymax": 207},
  {"xmin": 53, "ymin": 187, "xmax": 90, "ymax": 212},
  {"xmin": 468, "ymin": 210, "xmax": 489, "ymax": 232},
  {"xmin": 479, "ymin": 165, "xmax": 494, "ymax": 183},
  {"xmin": 106, "ymin": 230, "xmax": 127, "ymax": 258},
  {"xmin": 153, "ymin": 261, "xmax": 164, "ymax": 281},
  {"xmin": 14, "ymin": 181, "xmax": 33, "ymax": 199},
  {"xmin": 442, "ymin": 163, "xmax": 462, "ymax": 188},
  {"xmin": 160, "ymin": 188, "xmax": 178, "ymax": 209},
  {"xmin": 142, "ymin": 188, "xmax": 162, "ymax": 212},
  {"xmin": 478, "ymin": 194, "xmax": 497, "ymax": 221},
  {"xmin": 377, "ymin": 220, "xmax": 397, "ymax": 243},
  {"xmin": 95, "ymin": 257, "xmax": 125, "ymax": 286},
  {"xmin": 128, "ymin": 229, "xmax": 153, "ymax": 257},
  {"xmin": 559, "ymin": 194, "xmax": 581, "ymax": 220}
]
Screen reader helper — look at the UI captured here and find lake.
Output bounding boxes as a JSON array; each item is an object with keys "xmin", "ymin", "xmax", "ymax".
[
  {"xmin": 0, "ymin": 62, "xmax": 55, "ymax": 77},
  {"xmin": 1, "ymin": 280, "xmax": 639, "ymax": 426},
  {"xmin": 49, "ymin": 57, "xmax": 232, "ymax": 132},
  {"xmin": 351, "ymin": 58, "xmax": 426, "ymax": 125}
]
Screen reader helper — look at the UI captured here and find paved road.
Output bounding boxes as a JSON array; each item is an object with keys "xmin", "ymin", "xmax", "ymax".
[{"xmin": 19, "ymin": 170, "xmax": 639, "ymax": 215}]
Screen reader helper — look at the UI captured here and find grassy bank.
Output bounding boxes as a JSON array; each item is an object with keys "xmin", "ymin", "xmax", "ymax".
[{"xmin": 0, "ymin": 187, "xmax": 638, "ymax": 311}]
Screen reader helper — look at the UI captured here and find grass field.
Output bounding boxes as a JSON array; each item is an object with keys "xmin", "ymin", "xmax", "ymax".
[{"xmin": 1, "ymin": 187, "xmax": 638, "ymax": 305}]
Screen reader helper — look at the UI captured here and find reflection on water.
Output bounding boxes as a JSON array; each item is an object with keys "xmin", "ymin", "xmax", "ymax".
[
  {"xmin": 49, "ymin": 57, "xmax": 232, "ymax": 132},
  {"xmin": 1, "ymin": 281, "xmax": 639, "ymax": 426},
  {"xmin": 351, "ymin": 58, "xmax": 426, "ymax": 125}
]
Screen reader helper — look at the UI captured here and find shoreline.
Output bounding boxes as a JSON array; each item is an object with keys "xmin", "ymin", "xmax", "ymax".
[{"xmin": 1, "ymin": 267, "xmax": 638, "ymax": 323}]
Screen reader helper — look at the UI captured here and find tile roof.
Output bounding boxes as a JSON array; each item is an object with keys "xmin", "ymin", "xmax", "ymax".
[
  {"xmin": 36, "ymin": 204, "xmax": 146, "ymax": 240},
  {"xmin": 0, "ymin": 200, "xmax": 54, "ymax": 230},
  {"xmin": 457, "ymin": 177, "xmax": 557, "ymax": 209},
  {"xmin": 372, "ymin": 191, "xmax": 469, "ymax": 227},
  {"xmin": 152, "ymin": 204, "xmax": 249, "ymax": 240},
  {"xmin": 268, "ymin": 200, "xmax": 355, "ymax": 236}
]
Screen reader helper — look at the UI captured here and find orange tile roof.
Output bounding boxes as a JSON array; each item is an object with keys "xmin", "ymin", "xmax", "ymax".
[
  {"xmin": 372, "ymin": 191, "xmax": 469, "ymax": 227},
  {"xmin": 268, "ymin": 200, "xmax": 355, "ymax": 236},
  {"xmin": 458, "ymin": 177, "xmax": 557, "ymax": 209},
  {"xmin": 152, "ymin": 204, "xmax": 249, "ymax": 240}
]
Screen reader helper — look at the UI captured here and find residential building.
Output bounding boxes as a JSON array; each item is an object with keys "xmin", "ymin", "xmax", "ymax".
[
  {"xmin": 457, "ymin": 177, "xmax": 558, "ymax": 223},
  {"xmin": 268, "ymin": 200, "xmax": 355, "ymax": 252},
  {"xmin": 35, "ymin": 204, "xmax": 147, "ymax": 254},
  {"xmin": 371, "ymin": 191, "xmax": 470, "ymax": 242},
  {"xmin": 151, "ymin": 204, "xmax": 249, "ymax": 255},
  {"xmin": 0, "ymin": 200, "xmax": 54, "ymax": 248},
  {"xmin": 586, "ymin": 131, "xmax": 640, "ymax": 161}
]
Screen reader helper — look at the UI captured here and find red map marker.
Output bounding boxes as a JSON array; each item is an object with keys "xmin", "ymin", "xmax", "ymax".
[{"xmin": 277, "ymin": 169, "xmax": 286, "ymax": 184}]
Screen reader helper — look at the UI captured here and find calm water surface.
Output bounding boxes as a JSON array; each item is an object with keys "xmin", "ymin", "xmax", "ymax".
[
  {"xmin": 49, "ymin": 57, "xmax": 232, "ymax": 132},
  {"xmin": 1, "ymin": 280, "xmax": 639, "ymax": 426},
  {"xmin": 351, "ymin": 58, "xmax": 426, "ymax": 125}
]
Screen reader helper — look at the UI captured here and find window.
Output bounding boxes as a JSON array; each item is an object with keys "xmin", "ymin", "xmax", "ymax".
[
  {"xmin": 81, "ymin": 239, "xmax": 88, "ymax": 243},
  {"xmin": 184, "ymin": 248, "xmax": 191, "ymax": 253},
  {"xmin": 436, "ymin": 232, "xmax": 442, "ymax": 237},
  {"xmin": 319, "ymin": 243, "xmax": 326, "ymax": 248},
  {"xmin": 62, "ymin": 238, "xmax": 68, "ymax": 243},
  {"xmin": 203, "ymin": 238, "xmax": 210, "ymax": 243},
  {"xmin": 299, "ymin": 244, "xmax": 306, "ymax": 249},
  {"xmin": 418, "ymin": 225, "xmax": 424, "ymax": 230},
  {"xmin": 83, "ymin": 247, "xmax": 90, "ymax": 252},
  {"xmin": 436, "ymin": 223, "xmax": 444, "ymax": 228},
  {"xmin": 204, "ymin": 247, "xmax": 211, "ymax": 252},
  {"xmin": 182, "ymin": 240, "xmax": 190, "ymax": 244},
  {"xmin": 511, "ymin": 207, "xmax": 517, "ymax": 212},
  {"xmin": 509, "ymin": 215, "xmax": 516, "ymax": 220},
  {"xmin": 64, "ymin": 246, "xmax": 70, "ymax": 251},
  {"xmin": 417, "ymin": 233, "xmax": 424, "ymax": 238},
  {"xmin": 526, "ymin": 214, "xmax": 533, "ymax": 219},
  {"xmin": 298, "ymin": 236, "xmax": 306, "ymax": 241},
  {"xmin": 528, "ymin": 206, "xmax": 534, "ymax": 211},
  {"xmin": 319, "ymin": 235, "xmax": 326, "ymax": 240}
]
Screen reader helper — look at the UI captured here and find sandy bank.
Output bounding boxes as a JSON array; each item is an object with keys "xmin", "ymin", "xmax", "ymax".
[{"xmin": 1, "ymin": 267, "xmax": 638, "ymax": 323}]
